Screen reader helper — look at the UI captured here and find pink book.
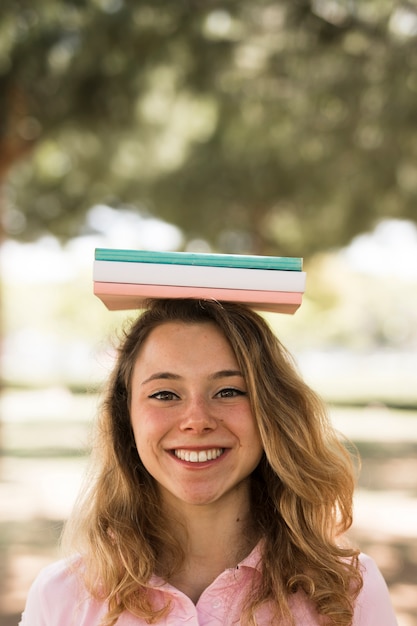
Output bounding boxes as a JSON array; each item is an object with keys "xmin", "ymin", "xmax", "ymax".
[{"xmin": 94, "ymin": 281, "xmax": 303, "ymax": 314}]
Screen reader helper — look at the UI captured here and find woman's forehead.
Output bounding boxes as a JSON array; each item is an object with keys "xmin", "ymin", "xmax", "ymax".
[{"xmin": 133, "ymin": 320, "xmax": 239, "ymax": 373}]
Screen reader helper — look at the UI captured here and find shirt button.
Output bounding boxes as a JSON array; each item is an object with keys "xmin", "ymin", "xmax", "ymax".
[{"xmin": 212, "ymin": 599, "xmax": 222, "ymax": 609}]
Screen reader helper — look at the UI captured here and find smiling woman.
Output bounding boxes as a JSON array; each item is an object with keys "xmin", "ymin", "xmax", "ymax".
[{"xmin": 20, "ymin": 299, "xmax": 398, "ymax": 626}]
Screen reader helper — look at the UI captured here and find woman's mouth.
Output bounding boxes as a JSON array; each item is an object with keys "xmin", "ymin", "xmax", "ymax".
[{"xmin": 173, "ymin": 448, "xmax": 225, "ymax": 463}]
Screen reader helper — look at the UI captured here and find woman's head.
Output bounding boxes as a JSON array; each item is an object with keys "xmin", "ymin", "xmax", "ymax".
[
  {"xmin": 103, "ymin": 299, "xmax": 351, "ymax": 518},
  {"xmin": 103, "ymin": 300, "xmax": 260, "ymax": 500}
]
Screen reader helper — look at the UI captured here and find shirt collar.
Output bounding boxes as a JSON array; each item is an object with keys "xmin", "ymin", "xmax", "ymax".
[{"xmin": 237, "ymin": 539, "xmax": 263, "ymax": 572}]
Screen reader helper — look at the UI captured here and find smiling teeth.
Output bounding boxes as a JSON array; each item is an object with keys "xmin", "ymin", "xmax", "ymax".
[{"xmin": 174, "ymin": 448, "xmax": 224, "ymax": 462}]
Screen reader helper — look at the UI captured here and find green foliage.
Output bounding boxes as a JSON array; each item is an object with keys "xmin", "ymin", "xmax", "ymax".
[{"xmin": 2, "ymin": 0, "xmax": 417, "ymax": 254}]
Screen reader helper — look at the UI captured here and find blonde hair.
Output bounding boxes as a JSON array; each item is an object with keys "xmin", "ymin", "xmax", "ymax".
[{"xmin": 63, "ymin": 298, "xmax": 362, "ymax": 625}]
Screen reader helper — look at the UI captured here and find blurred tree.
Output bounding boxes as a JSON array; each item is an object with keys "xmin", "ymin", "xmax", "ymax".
[{"xmin": 1, "ymin": 0, "xmax": 417, "ymax": 255}]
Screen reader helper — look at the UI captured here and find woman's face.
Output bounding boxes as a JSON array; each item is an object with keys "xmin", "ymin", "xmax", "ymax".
[{"xmin": 129, "ymin": 321, "xmax": 263, "ymax": 511}]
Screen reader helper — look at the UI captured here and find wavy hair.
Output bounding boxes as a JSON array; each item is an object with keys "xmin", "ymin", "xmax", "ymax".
[{"xmin": 63, "ymin": 298, "xmax": 362, "ymax": 625}]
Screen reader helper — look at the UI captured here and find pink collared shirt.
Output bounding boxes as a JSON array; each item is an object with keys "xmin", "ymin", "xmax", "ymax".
[{"xmin": 20, "ymin": 546, "xmax": 397, "ymax": 625}]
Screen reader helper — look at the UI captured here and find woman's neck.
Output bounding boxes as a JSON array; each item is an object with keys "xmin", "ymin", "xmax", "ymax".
[{"xmin": 159, "ymin": 488, "xmax": 259, "ymax": 603}]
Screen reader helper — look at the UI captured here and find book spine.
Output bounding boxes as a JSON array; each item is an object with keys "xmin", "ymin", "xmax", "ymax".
[
  {"xmin": 94, "ymin": 248, "xmax": 303, "ymax": 271},
  {"xmin": 93, "ymin": 261, "xmax": 306, "ymax": 293}
]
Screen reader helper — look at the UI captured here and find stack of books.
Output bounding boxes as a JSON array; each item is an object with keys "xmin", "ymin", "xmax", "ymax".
[{"xmin": 93, "ymin": 248, "xmax": 306, "ymax": 314}]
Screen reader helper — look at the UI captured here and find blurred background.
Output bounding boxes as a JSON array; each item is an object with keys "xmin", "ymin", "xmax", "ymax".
[{"xmin": 0, "ymin": 1, "xmax": 416, "ymax": 624}]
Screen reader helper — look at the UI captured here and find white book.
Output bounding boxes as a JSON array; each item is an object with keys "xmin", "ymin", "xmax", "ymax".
[{"xmin": 93, "ymin": 260, "xmax": 306, "ymax": 293}]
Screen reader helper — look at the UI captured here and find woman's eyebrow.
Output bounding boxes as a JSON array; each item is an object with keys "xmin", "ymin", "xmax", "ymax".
[
  {"xmin": 209, "ymin": 369, "xmax": 244, "ymax": 380},
  {"xmin": 141, "ymin": 372, "xmax": 181, "ymax": 385}
]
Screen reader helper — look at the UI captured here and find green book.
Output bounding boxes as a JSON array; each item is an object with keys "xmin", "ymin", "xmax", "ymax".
[{"xmin": 95, "ymin": 248, "xmax": 303, "ymax": 271}]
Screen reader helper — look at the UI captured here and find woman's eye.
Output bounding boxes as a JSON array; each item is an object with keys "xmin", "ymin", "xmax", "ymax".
[
  {"xmin": 216, "ymin": 388, "xmax": 246, "ymax": 399},
  {"xmin": 149, "ymin": 391, "xmax": 178, "ymax": 401}
]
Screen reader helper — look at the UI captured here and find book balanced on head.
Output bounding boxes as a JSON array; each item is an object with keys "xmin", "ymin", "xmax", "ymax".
[{"xmin": 93, "ymin": 248, "xmax": 306, "ymax": 314}]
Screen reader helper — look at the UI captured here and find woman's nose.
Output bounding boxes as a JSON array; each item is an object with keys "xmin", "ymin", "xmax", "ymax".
[{"xmin": 178, "ymin": 397, "xmax": 218, "ymax": 432}]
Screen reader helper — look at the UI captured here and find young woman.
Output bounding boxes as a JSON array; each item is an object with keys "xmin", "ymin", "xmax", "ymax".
[{"xmin": 21, "ymin": 298, "xmax": 397, "ymax": 625}]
